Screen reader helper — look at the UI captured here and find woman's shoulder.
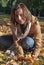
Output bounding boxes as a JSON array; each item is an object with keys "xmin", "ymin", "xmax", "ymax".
[{"xmin": 32, "ymin": 15, "xmax": 39, "ymax": 25}]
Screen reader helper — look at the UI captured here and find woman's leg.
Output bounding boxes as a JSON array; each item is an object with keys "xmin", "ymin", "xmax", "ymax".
[
  {"xmin": 0, "ymin": 35, "xmax": 13, "ymax": 50},
  {"xmin": 21, "ymin": 37, "xmax": 35, "ymax": 51}
]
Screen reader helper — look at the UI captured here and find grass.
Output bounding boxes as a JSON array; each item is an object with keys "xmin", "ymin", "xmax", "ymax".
[
  {"xmin": 39, "ymin": 17, "xmax": 44, "ymax": 22},
  {"xmin": 0, "ymin": 13, "xmax": 10, "ymax": 18}
]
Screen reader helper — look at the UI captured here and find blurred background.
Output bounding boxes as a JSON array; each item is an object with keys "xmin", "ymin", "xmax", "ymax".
[{"xmin": 0, "ymin": 0, "xmax": 44, "ymax": 17}]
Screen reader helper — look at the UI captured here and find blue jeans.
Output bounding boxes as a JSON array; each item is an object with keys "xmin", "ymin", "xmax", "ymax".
[
  {"xmin": 21, "ymin": 37, "xmax": 35, "ymax": 51},
  {"xmin": 0, "ymin": 35, "xmax": 13, "ymax": 49},
  {"xmin": 0, "ymin": 35, "xmax": 34, "ymax": 51}
]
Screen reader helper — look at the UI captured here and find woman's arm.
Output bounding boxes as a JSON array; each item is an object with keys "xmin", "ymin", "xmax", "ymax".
[
  {"xmin": 10, "ymin": 23, "xmax": 18, "ymax": 40},
  {"xmin": 32, "ymin": 21, "xmax": 42, "ymax": 59},
  {"xmin": 10, "ymin": 23, "xmax": 24, "ymax": 56}
]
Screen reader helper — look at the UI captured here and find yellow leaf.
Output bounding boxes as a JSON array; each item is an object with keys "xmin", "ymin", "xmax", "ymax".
[
  {"xmin": 1, "ymin": 64, "xmax": 5, "ymax": 65},
  {"xmin": 40, "ymin": 53, "xmax": 44, "ymax": 57},
  {"xmin": 0, "ymin": 52, "xmax": 4, "ymax": 57},
  {"xmin": 17, "ymin": 61, "xmax": 21, "ymax": 65},
  {"xmin": 40, "ymin": 48, "xmax": 44, "ymax": 57},
  {"xmin": 0, "ymin": 58, "xmax": 3, "ymax": 62},
  {"xmin": 0, "ymin": 51, "xmax": 4, "ymax": 54},
  {"xmin": 0, "ymin": 32, "xmax": 3, "ymax": 36},
  {"xmin": 25, "ymin": 53, "xmax": 33, "ymax": 62},
  {"xmin": 25, "ymin": 53, "xmax": 32, "ymax": 59},
  {"xmin": 41, "ymin": 48, "xmax": 44, "ymax": 53},
  {"xmin": 10, "ymin": 59, "xmax": 15, "ymax": 63},
  {"xmin": 33, "ymin": 59, "xmax": 39, "ymax": 65}
]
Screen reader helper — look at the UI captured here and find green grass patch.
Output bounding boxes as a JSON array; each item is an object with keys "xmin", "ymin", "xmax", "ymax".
[
  {"xmin": 0, "ymin": 13, "xmax": 10, "ymax": 18},
  {"xmin": 38, "ymin": 17, "xmax": 44, "ymax": 22}
]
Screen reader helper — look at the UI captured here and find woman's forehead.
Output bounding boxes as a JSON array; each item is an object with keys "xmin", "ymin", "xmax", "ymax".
[
  {"xmin": 19, "ymin": 8, "xmax": 23, "ymax": 14},
  {"xmin": 15, "ymin": 8, "xmax": 23, "ymax": 15}
]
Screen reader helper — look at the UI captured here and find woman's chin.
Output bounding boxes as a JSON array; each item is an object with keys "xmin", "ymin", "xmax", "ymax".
[
  {"xmin": 20, "ymin": 21, "xmax": 25, "ymax": 25},
  {"xmin": 20, "ymin": 22, "xmax": 24, "ymax": 25}
]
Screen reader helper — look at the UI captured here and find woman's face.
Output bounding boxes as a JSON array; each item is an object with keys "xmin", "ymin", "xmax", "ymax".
[{"xmin": 15, "ymin": 8, "xmax": 26, "ymax": 24}]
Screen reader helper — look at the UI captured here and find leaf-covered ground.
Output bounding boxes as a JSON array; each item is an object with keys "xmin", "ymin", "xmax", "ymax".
[
  {"xmin": 0, "ymin": 48, "xmax": 44, "ymax": 65},
  {"xmin": 0, "ymin": 18, "xmax": 44, "ymax": 65}
]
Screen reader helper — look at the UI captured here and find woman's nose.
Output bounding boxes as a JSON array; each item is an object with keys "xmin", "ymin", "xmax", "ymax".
[{"xmin": 18, "ymin": 15, "xmax": 22, "ymax": 20}]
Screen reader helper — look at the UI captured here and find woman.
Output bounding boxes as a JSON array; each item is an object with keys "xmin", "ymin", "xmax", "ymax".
[{"xmin": 9, "ymin": 3, "xmax": 42, "ymax": 60}]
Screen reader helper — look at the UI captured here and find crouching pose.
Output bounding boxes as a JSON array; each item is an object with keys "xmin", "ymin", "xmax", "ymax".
[{"xmin": 10, "ymin": 3, "xmax": 42, "ymax": 60}]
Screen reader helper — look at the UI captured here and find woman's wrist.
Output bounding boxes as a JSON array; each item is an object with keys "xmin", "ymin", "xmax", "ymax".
[{"xmin": 17, "ymin": 35, "xmax": 23, "ymax": 41}]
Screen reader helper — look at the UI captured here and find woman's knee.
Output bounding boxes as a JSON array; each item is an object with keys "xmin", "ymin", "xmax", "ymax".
[{"xmin": 21, "ymin": 37, "xmax": 34, "ymax": 49}]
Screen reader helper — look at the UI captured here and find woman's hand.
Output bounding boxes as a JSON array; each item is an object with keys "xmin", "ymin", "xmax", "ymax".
[
  {"xmin": 17, "ymin": 37, "xmax": 22, "ymax": 41},
  {"xmin": 32, "ymin": 55, "xmax": 36, "ymax": 60},
  {"xmin": 17, "ymin": 34, "xmax": 23, "ymax": 41}
]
